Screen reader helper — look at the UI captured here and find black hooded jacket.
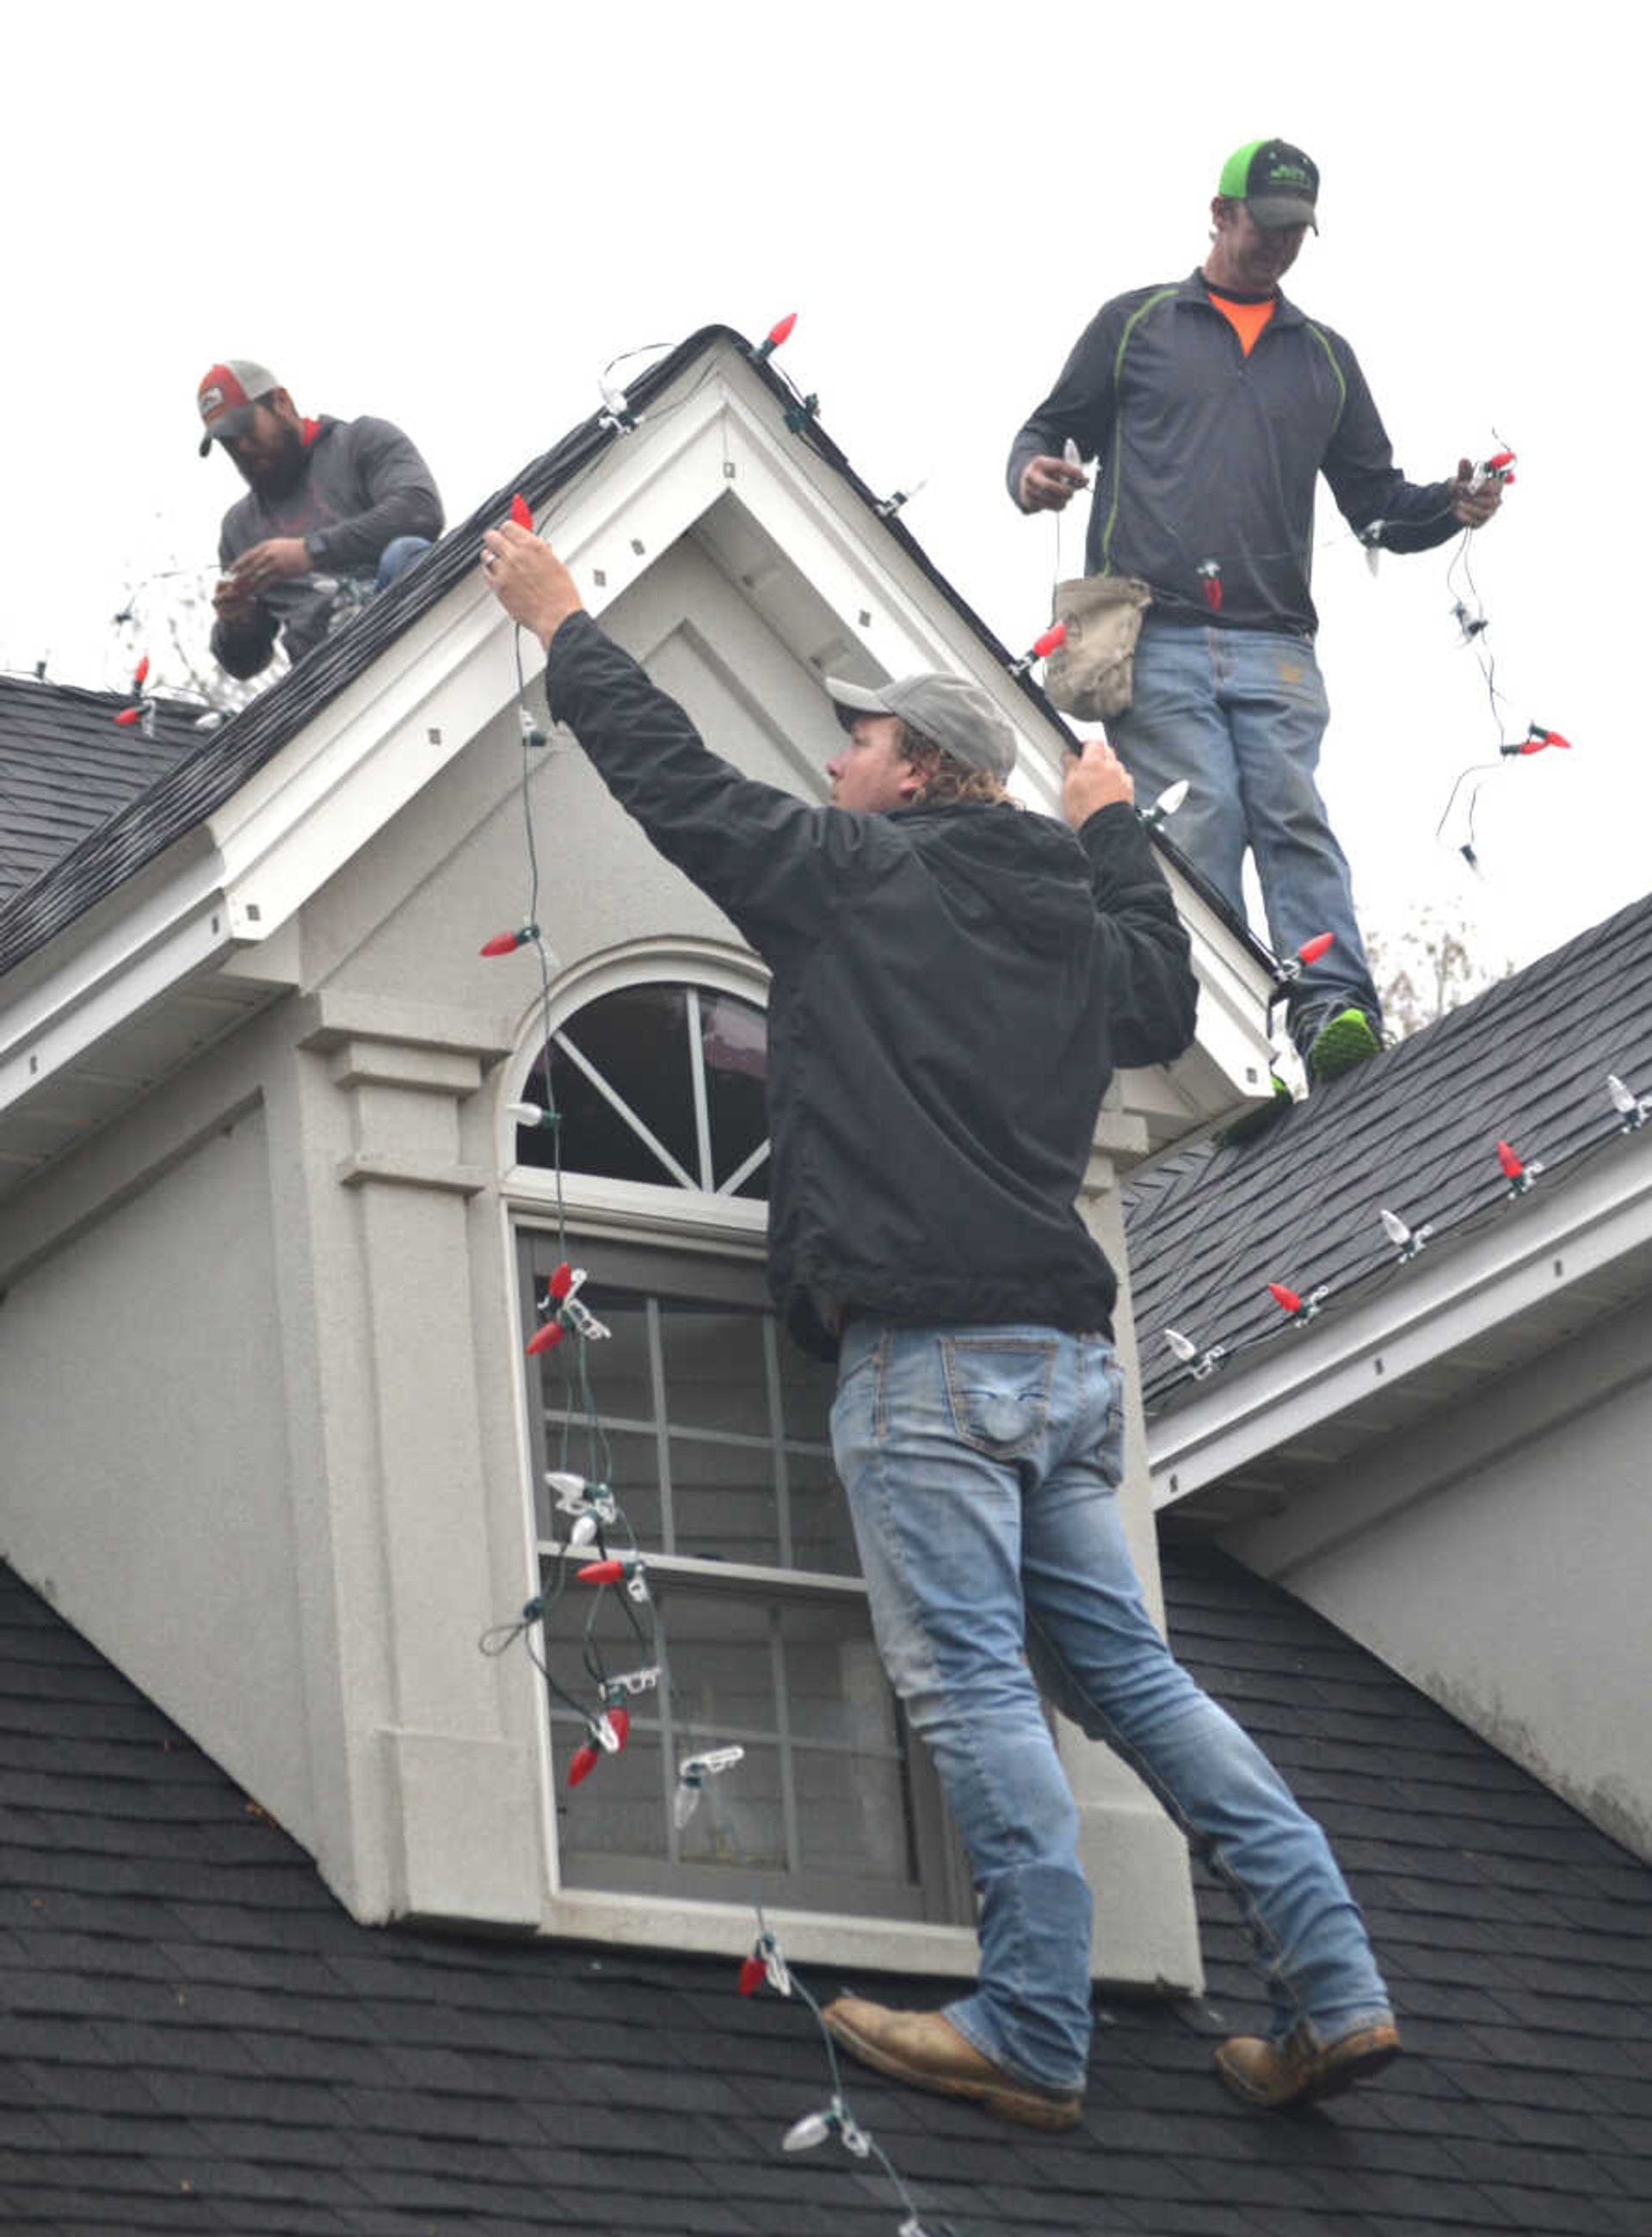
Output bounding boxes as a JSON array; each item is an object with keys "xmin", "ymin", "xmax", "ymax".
[{"xmin": 543, "ymin": 613, "xmax": 1199, "ymax": 1357}]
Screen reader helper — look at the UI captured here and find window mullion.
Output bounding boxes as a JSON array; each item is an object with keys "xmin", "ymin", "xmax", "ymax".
[
  {"xmin": 555, "ymin": 1029, "xmax": 700, "ymax": 1192},
  {"xmin": 763, "ymin": 1316, "xmax": 794, "ymax": 1570},
  {"xmin": 770, "ymin": 1607, "xmax": 802, "ymax": 1877},
  {"xmin": 684, "ymin": 988, "xmax": 716, "ymax": 1193},
  {"xmin": 716, "ymin": 1138, "xmax": 771, "ymax": 1198},
  {"xmin": 645, "ymin": 1296, "xmax": 675, "ymax": 1556}
]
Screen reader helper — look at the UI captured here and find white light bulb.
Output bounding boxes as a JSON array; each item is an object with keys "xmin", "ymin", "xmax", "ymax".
[{"xmin": 1163, "ymin": 1327, "xmax": 1198, "ymax": 1364}]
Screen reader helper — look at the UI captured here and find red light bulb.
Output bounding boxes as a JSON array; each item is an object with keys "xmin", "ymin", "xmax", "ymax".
[
  {"xmin": 1031, "ymin": 622, "xmax": 1066, "ymax": 660},
  {"xmin": 568, "ymin": 1743, "xmax": 601, "ymax": 1787},
  {"xmin": 114, "ymin": 706, "xmax": 143, "ymax": 727},
  {"xmin": 1496, "ymin": 1139, "xmax": 1524, "ymax": 1180},
  {"xmin": 767, "ymin": 312, "xmax": 797, "ymax": 350},
  {"xmin": 738, "ymin": 1954, "xmax": 767, "ymax": 1996},
  {"xmin": 577, "ymin": 1559, "xmax": 625, "ymax": 1585},
  {"xmin": 1298, "ymin": 933, "xmax": 1335, "ymax": 965},
  {"xmin": 479, "ymin": 927, "xmax": 535, "ymax": 957},
  {"xmin": 509, "ymin": 493, "xmax": 533, "ymax": 528},
  {"xmin": 525, "ymin": 1322, "xmax": 565, "ymax": 1358},
  {"xmin": 608, "ymin": 1707, "xmax": 631, "ymax": 1752},
  {"xmin": 133, "ymin": 655, "xmax": 150, "ymax": 687},
  {"xmin": 1268, "ymin": 1282, "xmax": 1303, "ymax": 1316},
  {"xmin": 548, "ymin": 1261, "xmax": 575, "ymax": 1299}
]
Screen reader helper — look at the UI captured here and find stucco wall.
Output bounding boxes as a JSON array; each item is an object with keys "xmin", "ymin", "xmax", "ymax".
[
  {"xmin": 0, "ymin": 1097, "xmax": 312, "ymax": 1839},
  {"xmin": 1222, "ymin": 1306, "xmax": 1652, "ymax": 1861}
]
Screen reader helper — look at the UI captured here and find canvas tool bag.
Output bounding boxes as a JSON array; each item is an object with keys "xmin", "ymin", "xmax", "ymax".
[{"xmin": 1044, "ymin": 574, "xmax": 1153, "ymax": 721}]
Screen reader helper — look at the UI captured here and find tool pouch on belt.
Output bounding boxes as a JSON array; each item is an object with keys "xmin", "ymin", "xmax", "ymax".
[{"xmin": 1043, "ymin": 575, "xmax": 1153, "ymax": 721}]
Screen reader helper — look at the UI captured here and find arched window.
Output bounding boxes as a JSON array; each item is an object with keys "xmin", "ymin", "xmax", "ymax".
[{"xmin": 514, "ymin": 977, "xmax": 768, "ymax": 1200}]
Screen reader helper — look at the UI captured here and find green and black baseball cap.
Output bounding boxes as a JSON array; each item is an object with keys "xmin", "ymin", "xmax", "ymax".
[{"xmin": 1218, "ymin": 139, "xmax": 1319, "ymax": 231}]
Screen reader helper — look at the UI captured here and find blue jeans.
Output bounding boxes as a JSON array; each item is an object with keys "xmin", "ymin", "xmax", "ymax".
[
  {"xmin": 830, "ymin": 1320, "xmax": 1391, "ymax": 2093},
  {"xmin": 375, "ymin": 534, "xmax": 433, "ymax": 589},
  {"xmin": 1106, "ymin": 622, "xmax": 1381, "ymax": 1046}
]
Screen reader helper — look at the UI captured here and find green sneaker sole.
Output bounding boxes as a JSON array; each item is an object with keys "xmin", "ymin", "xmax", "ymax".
[{"xmin": 1309, "ymin": 1008, "xmax": 1382, "ymax": 1082}]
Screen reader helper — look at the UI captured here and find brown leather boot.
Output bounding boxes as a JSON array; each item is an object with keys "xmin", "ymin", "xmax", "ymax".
[
  {"xmin": 1215, "ymin": 2018, "xmax": 1402, "ymax": 2109},
  {"xmin": 821, "ymin": 1996, "xmax": 1082, "ymax": 2130}
]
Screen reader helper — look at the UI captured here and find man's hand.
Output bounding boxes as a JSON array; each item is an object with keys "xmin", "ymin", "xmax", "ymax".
[
  {"xmin": 480, "ymin": 521, "xmax": 585, "ymax": 644},
  {"xmin": 1062, "ymin": 736, "xmax": 1134, "ymax": 829},
  {"xmin": 231, "ymin": 537, "xmax": 314, "ymax": 595},
  {"xmin": 213, "ymin": 573, "xmax": 260, "ymax": 626},
  {"xmin": 1019, "ymin": 454, "xmax": 1088, "ymax": 514},
  {"xmin": 1450, "ymin": 457, "xmax": 1506, "ymax": 530}
]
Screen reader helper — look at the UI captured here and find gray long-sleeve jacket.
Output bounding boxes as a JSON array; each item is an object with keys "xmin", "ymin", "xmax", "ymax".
[
  {"xmin": 1008, "ymin": 272, "xmax": 1458, "ymax": 636},
  {"xmin": 212, "ymin": 414, "xmax": 443, "ymax": 678}
]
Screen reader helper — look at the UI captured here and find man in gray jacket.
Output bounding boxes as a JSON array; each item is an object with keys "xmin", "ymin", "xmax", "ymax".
[
  {"xmin": 197, "ymin": 359, "xmax": 444, "ymax": 679},
  {"xmin": 1008, "ymin": 139, "xmax": 1502, "ymax": 1083}
]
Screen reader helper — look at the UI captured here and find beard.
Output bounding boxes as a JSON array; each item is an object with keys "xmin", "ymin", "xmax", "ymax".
[{"xmin": 242, "ymin": 419, "xmax": 308, "ymax": 499}]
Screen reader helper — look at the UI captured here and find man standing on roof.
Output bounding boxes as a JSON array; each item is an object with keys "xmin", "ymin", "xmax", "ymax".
[
  {"xmin": 1008, "ymin": 139, "xmax": 1504, "ymax": 1085},
  {"xmin": 480, "ymin": 515, "xmax": 1402, "ymax": 2127},
  {"xmin": 197, "ymin": 360, "xmax": 444, "ymax": 681}
]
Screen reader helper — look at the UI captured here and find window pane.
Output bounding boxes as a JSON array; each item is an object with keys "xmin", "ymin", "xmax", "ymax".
[
  {"xmin": 786, "ymin": 1445, "xmax": 860, "ymax": 1576},
  {"xmin": 700, "ymin": 991, "xmax": 769, "ymax": 1192},
  {"xmin": 668, "ymin": 1434, "xmax": 780, "ymax": 1567},
  {"xmin": 517, "ymin": 984, "xmax": 698, "ymax": 1183},
  {"xmin": 659, "ymin": 1303, "xmax": 770, "ymax": 1435}
]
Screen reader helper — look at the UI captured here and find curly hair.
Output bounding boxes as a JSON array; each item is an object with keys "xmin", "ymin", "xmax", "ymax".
[{"xmin": 896, "ymin": 722, "xmax": 1012, "ymax": 806}]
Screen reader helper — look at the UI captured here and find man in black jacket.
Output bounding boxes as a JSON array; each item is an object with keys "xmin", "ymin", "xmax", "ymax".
[
  {"xmin": 1008, "ymin": 139, "xmax": 1503, "ymax": 1084},
  {"xmin": 481, "ymin": 518, "xmax": 1400, "ymax": 2127},
  {"xmin": 197, "ymin": 359, "xmax": 444, "ymax": 679}
]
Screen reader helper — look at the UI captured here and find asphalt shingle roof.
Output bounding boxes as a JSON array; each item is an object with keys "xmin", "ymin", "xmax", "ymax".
[
  {"xmin": 1125, "ymin": 885, "xmax": 1652, "ymax": 1414},
  {"xmin": 3, "ymin": 1549, "xmax": 1649, "ymax": 2235},
  {"xmin": 0, "ymin": 676, "xmax": 204, "ymax": 910}
]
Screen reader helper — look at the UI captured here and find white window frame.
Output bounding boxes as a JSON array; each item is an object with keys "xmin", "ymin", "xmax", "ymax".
[{"xmin": 498, "ymin": 943, "xmax": 976, "ymax": 1956}]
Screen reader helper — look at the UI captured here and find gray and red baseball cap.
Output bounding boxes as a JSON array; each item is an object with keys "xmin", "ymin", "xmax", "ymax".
[
  {"xmin": 1217, "ymin": 139, "xmax": 1320, "ymax": 231},
  {"xmin": 196, "ymin": 360, "xmax": 280, "ymax": 456}
]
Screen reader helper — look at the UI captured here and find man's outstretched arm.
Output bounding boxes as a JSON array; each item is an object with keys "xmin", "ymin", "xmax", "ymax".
[
  {"xmin": 1063, "ymin": 736, "xmax": 1199, "ymax": 1069},
  {"xmin": 479, "ymin": 522, "xmax": 865, "ymax": 957}
]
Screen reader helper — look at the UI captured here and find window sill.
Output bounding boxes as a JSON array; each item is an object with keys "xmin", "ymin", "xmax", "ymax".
[{"xmin": 538, "ymin": 1884, "xmax": 983, "ymax": 1981}]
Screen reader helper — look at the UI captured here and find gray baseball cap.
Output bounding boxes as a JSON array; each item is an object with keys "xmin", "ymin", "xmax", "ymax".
[{"xmin": 824, "ymin": 671, "xmax": 1017, "ymax": 780}]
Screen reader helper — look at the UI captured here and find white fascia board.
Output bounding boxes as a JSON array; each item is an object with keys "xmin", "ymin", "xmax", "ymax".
[
  {"xmin": 1150, "ymin": 1137, "xmax": 1652, "ymax": 1507},
  {"xmin": 0, "ymin": 881, "xmax": 236, "ymax": 1121}
]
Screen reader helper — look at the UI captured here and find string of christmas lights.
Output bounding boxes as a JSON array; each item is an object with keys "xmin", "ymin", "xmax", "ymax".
[
  {"xmin": 473, "ymin": 492, "xmax": 749, "ymax": 1832},
  {"xmin": 737, "ymin": 1917, "xmax": 962, "ymax": 2237},
  {"xmin": 1430, "ymin": 453, "xmax": 1575, "ymax": 870},
  {"xmin": 1156, "ymin": 1073, "xmax": 1652, "ymax": 1390}
]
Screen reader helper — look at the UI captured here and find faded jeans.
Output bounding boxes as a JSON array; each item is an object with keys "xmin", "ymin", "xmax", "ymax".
[
  {"xmin": 830, "ymin": 1319, "xmax": 1392, "ymax": 2092},
  {"xmin": 1106, "ymin": 621, "xmax": 1381, "ymax": 1047}
]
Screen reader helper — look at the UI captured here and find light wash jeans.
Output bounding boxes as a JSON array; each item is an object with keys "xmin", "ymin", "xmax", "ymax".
[
  {"xmin": 830, "ymin": 1319, "xmax": 1392, "ymax": 2093},
  {"xmin": 1106, "ymin": 621, "xmax": 1381, "ymax": 1049},
  {"xmin": 374, "ymin": 534, "xmax": 433, "ymax": 589}
]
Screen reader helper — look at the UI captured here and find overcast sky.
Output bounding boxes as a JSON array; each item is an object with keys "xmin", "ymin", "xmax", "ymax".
[{"xmin": 4, "ymin": 3, "xmax": 1639, "ymax": 989}]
